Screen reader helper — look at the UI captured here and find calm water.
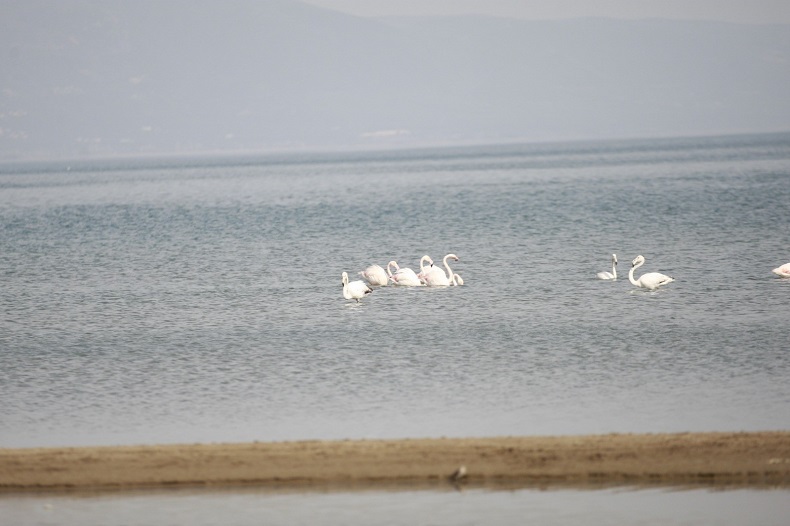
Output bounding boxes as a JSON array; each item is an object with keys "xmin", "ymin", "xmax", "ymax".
[
  {"xmin": 1, "ymin": 133, "xmax": 790, "ymax": 449},
  {"xmin": 2, "ymin": 486, "xmax": 789, "ymax": 526}
]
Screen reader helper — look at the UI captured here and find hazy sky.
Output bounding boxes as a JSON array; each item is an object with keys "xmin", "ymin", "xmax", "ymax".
[
  {"xmin": 302, "ymin": 0, "xmax": 790, "ymax": 24},
  {"xmin": 2, "ymin": 0, "xmax": 789, "ymax": 159}
]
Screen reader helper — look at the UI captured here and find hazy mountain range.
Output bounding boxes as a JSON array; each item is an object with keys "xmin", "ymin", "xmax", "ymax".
[{"xmin": 2, "ymin": 0, "xmax": 789, "ymax": 159}]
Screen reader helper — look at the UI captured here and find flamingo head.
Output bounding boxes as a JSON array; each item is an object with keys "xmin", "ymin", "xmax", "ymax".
[
  {"xmin": 632, "ymin": 255, "xmax": 645, "ymax": 267},
  {"xmin": 612, "ymin": 254, "xmax": 618, "ymax": 265}
]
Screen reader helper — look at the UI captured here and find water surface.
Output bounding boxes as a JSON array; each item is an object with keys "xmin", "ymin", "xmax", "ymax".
[
  {"xmin": 2, "ymin": 486, "xmax": 789, "ymax": 526},
  {"xmin": 1, "ymin": 133, "xmax": 789, "ymax": 447}
]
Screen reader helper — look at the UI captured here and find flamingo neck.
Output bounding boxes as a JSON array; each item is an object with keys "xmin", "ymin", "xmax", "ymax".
[
  {"xmin": 612, "ymin": 259, "xmax": 617, "ymax": 279},
  {"xmin": 442, "ymin": 256, "xmax": 454, "ymax": 280},
  {"xmin": 420, "ymin": 256, "xmax": 432, "ymax": 274},
  {"xmin": 628, "ymin": 262, "xmax": 642, "ymax": 286},
  {"xmin": 386, "ymin": 261, "xmax": 398, "ymax": 278}
]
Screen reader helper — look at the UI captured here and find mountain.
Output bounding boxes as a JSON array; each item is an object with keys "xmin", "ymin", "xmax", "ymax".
[{"xmin": 1, "ymin": 0, "xmax": 789, "ymax": 159}]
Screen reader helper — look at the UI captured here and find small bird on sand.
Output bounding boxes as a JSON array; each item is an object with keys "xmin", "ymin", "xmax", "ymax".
[{"xmin": 450, "ymin": 465, "xmax": 467, "ymax": 481}]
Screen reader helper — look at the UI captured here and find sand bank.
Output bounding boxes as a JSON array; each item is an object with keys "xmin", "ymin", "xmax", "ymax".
[{"xmin": 1, "ymin": 432, "xmax": 789, "ymax": 492}]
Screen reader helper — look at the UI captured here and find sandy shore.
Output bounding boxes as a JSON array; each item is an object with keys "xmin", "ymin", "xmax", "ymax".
[{"xmin": 2, "ymin": 431, "xmax": 789, "ymax": 492}]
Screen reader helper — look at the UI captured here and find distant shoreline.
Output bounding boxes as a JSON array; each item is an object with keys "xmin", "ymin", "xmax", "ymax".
[
  {"xmin": 2, "ymin": 129, "xmax": 789, "ymax": 168},
  {"xmin": 1, "ymin": 431, "xmax": 788, "ymax": 492}
]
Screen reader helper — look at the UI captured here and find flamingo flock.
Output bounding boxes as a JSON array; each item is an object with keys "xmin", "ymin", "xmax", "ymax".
[
  {"xmin": 342, "ymin": 253, "xmax": 462, "ymax": 303},
  {"xmin": 344, "ymin": 251, "xmax": 789, "ymax": 303}
]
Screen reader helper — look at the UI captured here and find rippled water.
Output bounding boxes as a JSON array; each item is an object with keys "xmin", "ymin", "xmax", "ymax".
[{"xmin": 1, "ymin": 133, "xmax": 790, "ymax": 448}]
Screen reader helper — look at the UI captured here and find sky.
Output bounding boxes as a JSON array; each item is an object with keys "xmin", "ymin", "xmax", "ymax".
[
  {"xmin": 302, "ymin": 0, "xmax": 790, "ymax": 24},
  {"xmin": 1, "ymin": 0, "xmax": 789, "ymax": 159}
]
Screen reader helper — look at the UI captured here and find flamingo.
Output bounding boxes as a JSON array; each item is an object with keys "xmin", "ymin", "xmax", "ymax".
[
  {"xmin": 387, "ymin": 260, "xmax": 423, "ymax": 287},
  {"xmin": 358, "ymin": 264, "xmax": 388, "ymax": 286},
  {"xmin": 772, "ymin": 262, "xmax": 790, "ymax": 277},
  {"xmin": 597, "ymin": 254, "xmax": 618, "ymax": 280},
  {"xmin": 628, "ymin": 255, "xmax": 674, "ymax": 291},
  {"xmin": 342, "ymin": 271, "xmax": 372, "ymax": 302},
  {"xmin": 423, "ymin": 254, "xmax": 459, "ymax": 287},
  {"xmin": 416, "ymin": 255, "xmax": 434, "ymax": 283}
]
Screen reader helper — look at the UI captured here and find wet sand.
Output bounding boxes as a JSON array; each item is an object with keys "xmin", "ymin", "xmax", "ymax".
[{"xmin": 1, "ymin": 431, "xmax": 789, "ymax": 492}]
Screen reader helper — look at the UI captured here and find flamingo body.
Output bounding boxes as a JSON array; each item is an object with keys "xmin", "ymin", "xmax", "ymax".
[
  {"xmin": 772, "ymin": 263, "xmax": 790, "ymax": 277},
  {"xmin": 423, "ymin": 268, "xmax": 451, "ymax": 286},
  {"xmin": 342, "ymin": 271, "xmax": 372, "ymax": 302},
  {"xmin": 387, "ymin": 260, "xmax": 423, "ymax": 286},
  {"xmin": 597, "ymin": 254, "xmax": 618, "ymax": 280},
  {"xmin": 628, "ymin": 255, "xmax": 674, "ymax": 291},
  {"xmin": 423, "ymin": 253, "xmax": 459, "ymax": 287},
  {"xmin": 359, "ymin": 264, "xmax": 388, "ymax": 286}
]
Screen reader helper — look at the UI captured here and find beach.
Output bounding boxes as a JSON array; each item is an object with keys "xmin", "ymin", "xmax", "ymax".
[{"xmin": 2, "ymin": 431, "xmax": 788, "ymax": 492}]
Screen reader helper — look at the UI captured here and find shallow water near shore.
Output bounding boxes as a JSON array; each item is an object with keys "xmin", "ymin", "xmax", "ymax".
[{"xmin": 2, "ymin": 485, "xmax": 789, "ymax": 526}]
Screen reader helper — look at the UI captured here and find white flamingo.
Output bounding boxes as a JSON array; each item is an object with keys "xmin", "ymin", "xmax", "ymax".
[
  {"xmin": 416, "ymin": 255, "xmax": 434, "ymax": 283},
  {"xmin": 342, "ymin": 271, "xmax": 372, "ymax": 302},
  {"xmin": 386, "ymin": 260, "xmax": 399, "ymax": 280},
  {"xmin": 628, "ymin": 255, "xmax": 674, "ymax": 291},
  {"xmin": 597, "ymin": 254, "xmax": 618, "ymax": 280},
  {"xmin": 358, "ymin": 264, "xmax": 388, "ymax": 286},
  {"xmin": 387, "ymin": 260, "xmax": 423, "ymax": 287},
  {"xmin": 772, "ymin": 262, "xmax": 790, "ymax": 277},
  {"xmin": 423, "ymin": 254, "xmax": 459, "ymax": 287}
]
